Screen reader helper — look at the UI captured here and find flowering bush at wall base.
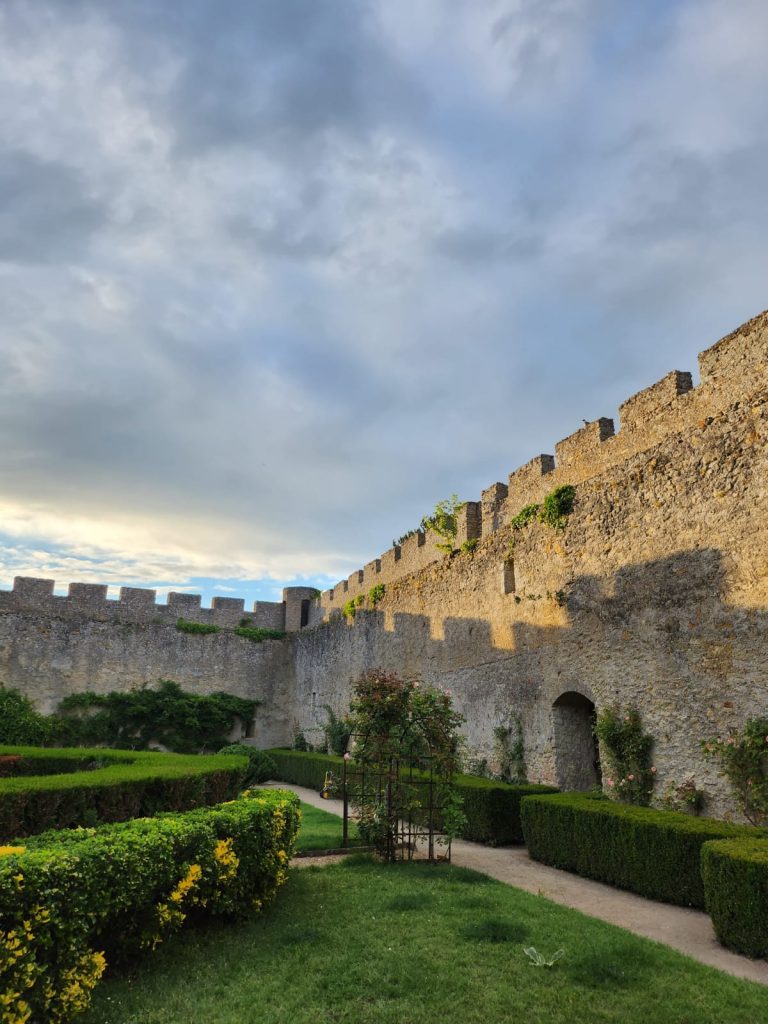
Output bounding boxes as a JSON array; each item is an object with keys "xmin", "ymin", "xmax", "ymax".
[{"xmin": 0, "ymin": 789, "xmax": 299, "ymax": 1023}]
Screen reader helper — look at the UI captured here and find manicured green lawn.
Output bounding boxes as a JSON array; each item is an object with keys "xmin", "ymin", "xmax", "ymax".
[
  {"xmin": 82, "ymin": 858, "xmax": 768, "ymax": 1024},
  {"xmin": 293, "ymin": 801, "xmax": 361, "ymax": 853}
]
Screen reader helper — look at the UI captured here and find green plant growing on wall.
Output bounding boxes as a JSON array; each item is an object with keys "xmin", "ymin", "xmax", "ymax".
[
  {"xmin": 594, "ymin": 706, "xmax": 655, "ymax": 806},
  {"xmin": 322, "ymin": 705, "xmax": 353, "ymax": 756},
  {"xmin": 175, "ymin": 618, "xmax": 220, "ymax": 635},
  {"xmin": 510, "ymin": 485, "xmax": 577, "ymax": 534},
  {"xmin": 343, "ymin": 594, "xmax": 366, "ymax": 621},
  {"xmin": 421, "ymin": 494, "xmax": 466, "ymax": 554},
  {"xmin": 493, "ymin": 716, "xmax": 527, "ymax": 784},
  {"xmin": 538, "ymin": 484, "xmax": 576, "ymax": 529},
  {"xmin": 460, "ymin": 538, "xmax": 479, "ymax": 554},
  {"xmin": 57, "ymin": 680, "xmax": 258, "ymax": 753},
  {"xmin": 661, "ymin": 777, "xmax": 706, "ymax": 815},
  {"xmin": 392, "ymin": 528, "xmax": 418, "ymax": 548},
  {"xmin": 702, "ymin": 718, "xmax": 768, "ymax": 825},
  {"xmin": 0, "ymin": 687, "xmax": 52, "ymax": 745},
  {"xmin": 510, "ymin": 503, "xmax": 541, "ymax": 530},
  {"xmin": 234, "ymin": 625, "xmax": 286, "ymax": 642},
  {"xmin": 368, "ymin": 583, "xmax": 386, "ymax": 606}
]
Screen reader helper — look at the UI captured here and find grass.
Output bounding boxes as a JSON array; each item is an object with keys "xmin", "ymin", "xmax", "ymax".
[
  {"xmin": 80, "ymin": 858, "xmax": 768, "ymax": 1024},
  {"xmin": 294, "ymin": 801, "xmax": 361, "ymax": 853}
]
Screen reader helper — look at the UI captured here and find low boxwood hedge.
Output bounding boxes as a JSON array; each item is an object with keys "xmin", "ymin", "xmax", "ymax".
[
  {"xmin": 521, "ymin": 792, "xmax": 767, "ymax": 908},
  {"xmin": 266, "ymin": 748, "xmax": 558, "ymax": 845},
  {"xmin": 0, "ymin": 745, "xmax": 249, "ymax": 839},
  {"xmin": 702, "ymin": 838, "xmax": 768, "ymax": 957},
  {"xmin": 456, "ymin": 775, "xmax": 558, "ymax": 845},
  {"xmin": 0, "ymin": 788, "xmax": 300, "ymax": 1023}
]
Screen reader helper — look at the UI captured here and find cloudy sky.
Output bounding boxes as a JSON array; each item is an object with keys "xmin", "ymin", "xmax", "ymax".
[{"xmin": 1, "ymin": 0, "xmax": 766, "ymax": 605}]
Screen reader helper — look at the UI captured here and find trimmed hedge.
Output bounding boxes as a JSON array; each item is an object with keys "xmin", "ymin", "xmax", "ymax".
[
  {"xmin": 266, "ymin": 748, "xmax": 558, "ymax": 845},
  {"xmin": 456, "ymin": 776, "xmax": 558, "ymax": 845},
  {"xmin": 0, "ymin": 745, "xmax": 249, "ymax": 840},
  {"xmin": 0, "ymin": 788, "xmax": 300, "ymax": 1023},
  {"xmin": 521, "ymin": 793, "xmax": 767, "ymax": 908},
  {"xmin": 702, "ymin": 838, "xmax": 768, "ymax": 957}
]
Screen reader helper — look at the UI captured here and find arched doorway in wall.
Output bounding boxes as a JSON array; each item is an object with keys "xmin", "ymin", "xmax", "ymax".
[{"xmin": 552, "ymin": 691, "xmax": 602, "ymax": 791}]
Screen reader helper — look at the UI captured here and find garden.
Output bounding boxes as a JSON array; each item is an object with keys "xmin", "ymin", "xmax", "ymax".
[{"xmin": 1, "ymin": 675, "xmax": 767, "ymax": 1022}]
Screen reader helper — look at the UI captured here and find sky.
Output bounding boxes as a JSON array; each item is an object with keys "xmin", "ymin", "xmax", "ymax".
[{"xmin": 1, "ymin": 0, "xmax": 767, "ymax": 607}]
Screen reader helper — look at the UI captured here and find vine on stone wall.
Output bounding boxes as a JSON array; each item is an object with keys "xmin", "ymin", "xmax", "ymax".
[
  {"xmin": 509, "ymin": 484, "xmax": 576, "ymax": 534},
  {"xmin": 594, "ymin": 706, "xmax": 656, "ymax": 805},
  {"xmin": 702, "ymin": 718, "xmax": 768, "ymax": 825}
]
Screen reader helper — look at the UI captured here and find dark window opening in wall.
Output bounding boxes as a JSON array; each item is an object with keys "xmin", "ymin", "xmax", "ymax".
[
  {"xmin": 300, "ymin": 599, "xmax": 310, "ymax": 627},
  {"xmin": 503, "ymin": 558, "xmax": 515, "ymax": 594},
  {"xmin": 311, "ymin": 691, "xmax": 317, "ymax": 711},
  {"xmin": 552, "ymin": 691, "xmax": 602, "ymax": 791},
  {"xmin": 245, "ymin": 717, "xmax": 256, "ymax": 739}
]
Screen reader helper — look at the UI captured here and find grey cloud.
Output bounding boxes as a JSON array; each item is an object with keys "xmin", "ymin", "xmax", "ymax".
[{"xmin": 0, "ymin": 150, "xmax": 104, "ymax": 264}]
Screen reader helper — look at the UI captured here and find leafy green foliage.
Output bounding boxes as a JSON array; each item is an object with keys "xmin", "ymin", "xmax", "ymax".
[
  {"xmin": 291, "ymin": 731, "xmax": 309, "ymax": 752},
  {"xmin": 175, "ymin": 618, "xmax": 221, "ymax": 635},
  {"xmin": 510, "ymin": 484, "xmax": 577, "ymax": 533},
  {"xmin": 702, "ymin": 717, "xmax": 768, "ymax": 825},
  {"xmin": 368, "ymin": 583, "xmax": 386, "ymax": 606},
  {"xmin": 538, "ymin": 484, "xmax": 576, "ymax": 529},
  {"xmin": 524, "ymin": 946, "xmax": 565, "ymax": 967},
  {"xmin": 594, "ymin": 706, "xmax": 655, "ymax": 805},
  {"xmin": 421, "ymin": 494, "xmax": 465, "ymax": 553},
  {"xmin": 702, "ymin": 838, "xmax": 768, "ymax": 957},
  {"xmin": 342, "ymin": 594, "xmax": 365, "ymax": 620},
  {"xmin": 217, "ymin": 744, "xmax": 277, "ymax": 785},
  {"xmin": 266, "ymin": 748, "xmax": 557, "ymax": 846},
  {"xmin": 460, "ymin": 538, "xmax": 479, "ymax": 553},
  {"xmin": 493, "ymin": 716, "xmax": 527, "ymax": 784},
  {"xmin": 510, "ymin": 503, "xmax": 540, "ymax": 530},
  {"xmin": 520, "ymin": 792, "xmax": 766, "ymax": 908},
  {"xmin": 58, "ymin": 680, "xmax": 258, "ymax": 753},
  {"xmin": 322, "ymin": 706, "xmax": 352, "ymax": 757},
  {"xmin": 0, "ymin": 744, "xmax": 249, "ymax": 838},
  {"xmin": 234, "ymin": 626, "xmax": 287, "ymax": 642},
  {"xmin": 0, "ymin": 688, "xmax": 52, "ymax": 745},
  {"xmin": 0, "ymin": 789, "xmax": 299, "ymax": 1022},
  {"xmin": 392, "ymin": 528, "xmax": 418, "ymax": 548}
]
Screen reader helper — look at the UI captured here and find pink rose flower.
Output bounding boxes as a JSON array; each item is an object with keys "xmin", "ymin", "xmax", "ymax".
[
  {"xmin": 628, "ymin": 774, "xmax": 635, "ymax": 781},
  {"xmin": 651, "ymin": 766, "xmax": 657, "ymax": 773}
]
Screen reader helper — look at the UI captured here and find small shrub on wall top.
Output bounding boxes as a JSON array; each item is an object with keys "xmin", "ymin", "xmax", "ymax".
[
  {"xmin": 702, "ymin": 717, "xmax": 768, "ymax": 826},
  {"xmin": 594, "ymin": 706, "xmax": 655, "ymax": 805},
  {"xmin": 0, "ymin": 789, "xmax": 300, "ymax": 1023}
]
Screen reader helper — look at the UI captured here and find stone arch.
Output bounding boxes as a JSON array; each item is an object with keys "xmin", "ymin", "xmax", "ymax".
[{"xmin": 552, "ymin": 690, "xmax": 602, "ymax": 791}]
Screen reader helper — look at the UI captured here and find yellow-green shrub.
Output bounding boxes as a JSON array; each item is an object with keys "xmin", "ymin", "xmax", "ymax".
[{"xmin": 0, "ymin": 789, "xmax": 300, "ymax": 1023}]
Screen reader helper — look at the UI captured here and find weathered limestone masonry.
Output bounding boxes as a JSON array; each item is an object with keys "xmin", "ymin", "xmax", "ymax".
[
  {"xmin": 1, "ymin": 310, "xmax": 767, "ymax": 816},
  {"xmin": 0, "ymin": 585, "xmax": 314, "ymax": 746},
  {"xmin": 294, "ymin": 309, "xmax": 768, "ymax": 818}
]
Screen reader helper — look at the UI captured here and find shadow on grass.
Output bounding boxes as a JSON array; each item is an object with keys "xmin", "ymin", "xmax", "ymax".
[{"xmin": 459, "ymin": 919, "xmax": 531, "ymax": 944}]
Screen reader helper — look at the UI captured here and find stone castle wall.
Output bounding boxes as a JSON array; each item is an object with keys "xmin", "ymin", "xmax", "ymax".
[
  {"xmin": 1, "ymin": 310, "xmax": 767, "ymax": 817},
  {"xmin": 293, "ymin": 310, "xmax": 768, "ymax": 818}
]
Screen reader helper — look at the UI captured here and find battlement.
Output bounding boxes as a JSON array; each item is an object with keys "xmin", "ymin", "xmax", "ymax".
[
  {"xmin": 0, "ymin": 578, "xmax": 313, "ymax": 633},
  {"xmin": 315, "ymin": 309, "xmax": 768, "ymax": 616}
]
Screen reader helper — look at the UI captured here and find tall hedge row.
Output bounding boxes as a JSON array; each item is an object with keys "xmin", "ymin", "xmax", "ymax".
[
  {"xmin": 520, "ymin": 793, "xmax": 765, "ymax": 908},
  {"xmin": 266, "ymin": 748, "xmax": 557, "ymax": 846},
  {"xmin": 0, "ymin": 745, "xmax": 249, "ymax": 839},
  {"xmin": 0, "ymin": 789, "xmax": 300, "ymax": 1023},
  {"xmin": 701, "ymin": 838, "xmax": 768, "ymax": 957}
]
